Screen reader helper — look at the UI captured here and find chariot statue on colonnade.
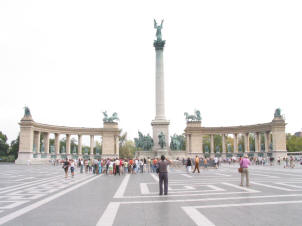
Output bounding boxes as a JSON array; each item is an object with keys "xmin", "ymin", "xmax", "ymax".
[
  {"xmin": 184, "ymin": 110, "xmax": 202, "ymax": 122},
  {"xmin": 103, "ymin": 111, "xmax": 119, "ymax": 123}
]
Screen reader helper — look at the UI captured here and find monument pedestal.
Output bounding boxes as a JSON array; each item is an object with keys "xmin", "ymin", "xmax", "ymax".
[{"xmin": 151, "ymin": 120, "xmax": 170, "ymax": 151}]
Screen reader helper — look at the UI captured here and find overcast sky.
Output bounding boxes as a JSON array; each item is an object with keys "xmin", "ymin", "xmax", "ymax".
[{"xmin": 1, "ymin": 0, "xmax": 302, "ymax": 145}]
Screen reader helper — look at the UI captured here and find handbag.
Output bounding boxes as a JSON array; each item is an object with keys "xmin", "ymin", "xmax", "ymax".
[
  {"xmin": 156, "ymin": 167, "xmax": 159, "ymax": 174},
  {"xmin": 238, "ymin": 167, "xmax": 243, "ymax": 173}
]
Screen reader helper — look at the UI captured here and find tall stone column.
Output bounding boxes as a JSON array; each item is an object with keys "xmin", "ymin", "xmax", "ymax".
[
  {"xmin": 210, "ymin": 134, "xmax": 214, "ymax": 154},
  {"xmin": 55, "ymin": 133, "xmax": 60, "ymax": 155},
  {"xmin": 78, "ymin": 135, "xmax": 82, "ymax": 155},
  {"xmin": 90, "ymin": 135, "xmax": 94, "ymax": 156},
  {"xmin": 44, "ymin": 132, "xmax": 50, "ymax": 154},
  {"xmin": 244, "ymin": 133, "xmax": 250, "ymax": 153},
  {"xmin": 34, "ymin": 131, "xmax": 41, "ymax": 154},
  {"xmin": 66, "ymin": 134, "xmax": 71, "ymax": 155},
  {"xmin": 151, "ymin": 29, "xmax": 170, "ymax": 151},
  {"xmin": 267, "ymin": 131, "xmax": 271, "ymax": 151},
  {"xmin": 264, "ymin": 132, "xmax": 269, "ymax": 153},
  {"xmin": 222, "ymin": 134, "xmax": 226, "ymax": 153},
  {"xmin": 233, "ymin": 134, "xmax": 238, "ymax": 153},
  {"xmin": 186, "ymin": 134, "xmax": 191, "ymax": 153},
  {"xmin": 255, "ymin": 132, "xmax": 259, "ymax": 152}
]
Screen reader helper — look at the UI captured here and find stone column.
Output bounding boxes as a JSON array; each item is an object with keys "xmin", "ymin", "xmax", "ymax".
[
  {"xmin": 271, "ymin": 115, "xmax": 287, "ymax": 158},
  {"xmin": 264, "ymin": 132, "xmax": 269, "ymax": 153},
  {"xmin": 210, "ymin": 134, "xmax": 214, "ymax": 154},
  {"xmin": 66, "ymin": 134, "xmax": 71, "ymax": 155},
  {"xmin": 15, "ymin": 117, "xmax": 35, "ymax": 164},
  {"xmin": 267, "ymin": 131, "xmax": 271, "ymax": 151},
  {"xmin": 78, "ymin": 135, "xmax": 82, "ymax": 155},
  {"xmin": 154, "ymin": 42, "xmax": 166, "ymax": 120},
  {"xmin": 186, "ymin": 134, "xmax": 191, "ymax": 153},
  {"xmin": 255, "ymin": 132, "xmax": 259, "ymax": 152},
  {"xmin": 244, "ymin": 133, "xmax": 250, "ymax": 153},
  {"xmin": 55, "ymin": 133, "xmax": 60, "ymax": 155},
  {"xmin": 34, "ymin": 131, "xmax": 41, "ymax": 154},
  {"xmin": 44, "ymin": 132, "xmax": 50, "ymax": 154},
  {"xmin": 90, "ymin": 135, "xmax": 94, "ymax": 157},
  {"xmin": 151, "ymin": 38, "xmax": 170, "ymax": 151},
  {"xmin": 233, "ymin": 134, "xmax": 238, "ymax": 153},
  {"xmin": 222, "ymin": 134, "xmax": 226, "ymax": 153}
]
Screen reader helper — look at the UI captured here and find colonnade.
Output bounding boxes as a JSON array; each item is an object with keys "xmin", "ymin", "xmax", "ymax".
[
  {"xmin": 15, "ymin": 114, "xmax": 120, "ymax": 164},
  {"xmin": 32, "ymin": 132, "xmax": 106, "ymax": 158},
  {"xmin": 185, "ymin": 113, "xmax": 287, "ymax": 158}
]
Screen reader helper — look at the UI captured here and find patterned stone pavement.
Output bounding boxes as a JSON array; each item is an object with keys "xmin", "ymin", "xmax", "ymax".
[{"xmin": 1, "ymin": 163, "xmax": 302, "ymax": 226}]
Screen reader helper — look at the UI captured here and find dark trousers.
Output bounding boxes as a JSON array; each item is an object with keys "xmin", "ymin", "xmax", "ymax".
[
  {"xmin": 115, "ymin": 165, "xmax": 120, "ymax": 175},
  {"xmin": 159, "ymin": 172, "xmax": 168, "ymax": 195}
]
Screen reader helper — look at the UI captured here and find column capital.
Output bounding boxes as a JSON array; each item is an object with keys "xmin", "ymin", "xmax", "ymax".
[{"xmin": 153, "ymin": 40, "xmax": 165, "ymax": 50}]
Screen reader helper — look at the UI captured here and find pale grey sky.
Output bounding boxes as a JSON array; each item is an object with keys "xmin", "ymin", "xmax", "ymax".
[{"xmin": 1, "ymin": 0, "xmax": 302, "ymax": 145}]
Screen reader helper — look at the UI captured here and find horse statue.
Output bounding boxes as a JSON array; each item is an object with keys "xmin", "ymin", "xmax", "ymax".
[
  {"xmin": 103, "ymin": 111, "xmax": 119, "ymax": 123},
  {"xmin": 102, "ymin": 111, "xmax": 109, "ymax": 122},
  {"xmin": 24, "ymin": 106, "xmax": 31, "ymax": 117},
  {"xmin": 184, "ymin": 110, "xmax": 202, "ymax": 122},
  {"xmin": 158, "ymin": 132, "xmax": 166, "ymax": 149}
]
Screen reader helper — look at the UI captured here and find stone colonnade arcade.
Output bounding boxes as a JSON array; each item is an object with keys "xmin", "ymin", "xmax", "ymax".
[
  {"xmin": 185, "ymin": 112, "xmax": 287, "ymax": 159},
  {"xmin": 15, "ymin": 114, "xmax": 120, "ymax": 164}
]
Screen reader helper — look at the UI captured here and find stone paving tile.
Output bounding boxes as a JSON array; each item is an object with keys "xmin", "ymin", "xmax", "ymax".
[{"xmin": 1, "ymin": 163, "xmax": 302, "ymax": 225}]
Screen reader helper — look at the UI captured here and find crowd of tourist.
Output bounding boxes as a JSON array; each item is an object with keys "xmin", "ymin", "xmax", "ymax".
[
  {"xmin": 60, "ymin": 157, "xmax": 175, "ymax": 178},
  {"xmin": 59, "ymin": 155, "xmax": 301, "ymax": 178}
]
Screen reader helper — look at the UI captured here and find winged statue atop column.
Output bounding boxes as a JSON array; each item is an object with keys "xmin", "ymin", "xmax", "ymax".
[{"xmin": 154, "ymin": 19, "xmax": 164, "ymax": 41}]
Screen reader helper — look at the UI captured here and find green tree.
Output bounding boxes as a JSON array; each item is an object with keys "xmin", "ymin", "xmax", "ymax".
[
  {"xmin": 120, "ymin": 140, "xmax": 136, "ymax": 159},
  {"xmin": 0, "ymin": 131, "xmax": 9, "ymax": 156},
  {"xmin": 118, "ymin": 131, "xmax": 136, "ymax": 158},
  {"xmin": 286, "ymin": 134, "xmax": 302, "ymax": 152},
  {"xmin": 9, "ymin": 135, "xmax": 19, "ymax": 159}
]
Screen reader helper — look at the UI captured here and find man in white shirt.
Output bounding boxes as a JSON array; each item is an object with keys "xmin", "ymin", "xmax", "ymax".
[{"xmin": 115, "ymin": 158, "xmax": 120, "ymax": 176}]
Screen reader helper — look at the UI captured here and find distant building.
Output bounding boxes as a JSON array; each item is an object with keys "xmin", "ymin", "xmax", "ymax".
[{"xmin": 294, "ymin": 132, "xmax": 302, "ymax": 137}]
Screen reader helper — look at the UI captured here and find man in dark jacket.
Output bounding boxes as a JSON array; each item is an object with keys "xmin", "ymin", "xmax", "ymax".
[{"xmin": 157, "ymin": 155, "xmax": 171, "ymax": 195}]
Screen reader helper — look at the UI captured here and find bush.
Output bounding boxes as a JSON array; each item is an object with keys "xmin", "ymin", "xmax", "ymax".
[{"xmin": 0, "ymin": 155, "xmax": 16, "ymax": 162}]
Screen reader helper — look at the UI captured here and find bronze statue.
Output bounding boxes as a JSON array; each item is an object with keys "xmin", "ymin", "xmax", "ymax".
[
  {"xmin": 274, "ymin": 108, "xmax": 281, "ymax": 117},
  {"xmin": 103, "ymin": 111, "xmax": 119, "ymax": 123},
  {"xmin": 134, "ymin": 131, "xmax": 154, "ymax": 151},
  {"xmin": 158, "ymin": 131, "xmax": 166, "ymax": 149},
  {"xmin": 154, "ymin": 19, "xmax": 164, "ymax": 41},
  {"xmin": 184, "ymin": 110, "xmax": 202, "ymax": 122},
  {"xmin": 24, "ymin": 106, "xmax": 31, "ymax": 117}
]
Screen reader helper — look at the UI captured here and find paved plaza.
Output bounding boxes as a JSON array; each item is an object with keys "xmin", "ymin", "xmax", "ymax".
[{"xmin": 1, "ymin": 163, "xmax": 302, "ymax": 226}]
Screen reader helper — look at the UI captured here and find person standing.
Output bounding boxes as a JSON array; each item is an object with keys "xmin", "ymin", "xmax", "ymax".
[
  {"xmin": 203, "ymin": 158, "xmax": 208, "ymax": 170},
  {"xmin": 157, "ymin": 155, "xmax": 171, "ymax": 195},
  {"xmin": 115, "ymin": 158, "xmax": 120, "ymax": 176},
  {"xmin": 63, "ymin": 158, "xmax": 70, "ymax": 178},
  {"xmin": 186, "ymin": 157, "xmax": 192, "ymax": 173},
  {"xmin": 193, "ymin": 156, "xmax": 200, "ymax": 173},
  {"xmin": 70, "ymin": 159, "xmax": 75, "ymax": 178},
  {"xmin": 240, "ymin": 154, "xmax": 251, "ymax": 186}
]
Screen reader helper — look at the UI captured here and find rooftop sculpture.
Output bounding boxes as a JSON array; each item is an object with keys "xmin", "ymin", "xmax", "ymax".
[
  {"xmin": 184, "ymin": 110, "xmax": 202, "ymax": 122},
  {"xmin": 103, "ymin": 111, "xmax": 119, "ymax": 123}
]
